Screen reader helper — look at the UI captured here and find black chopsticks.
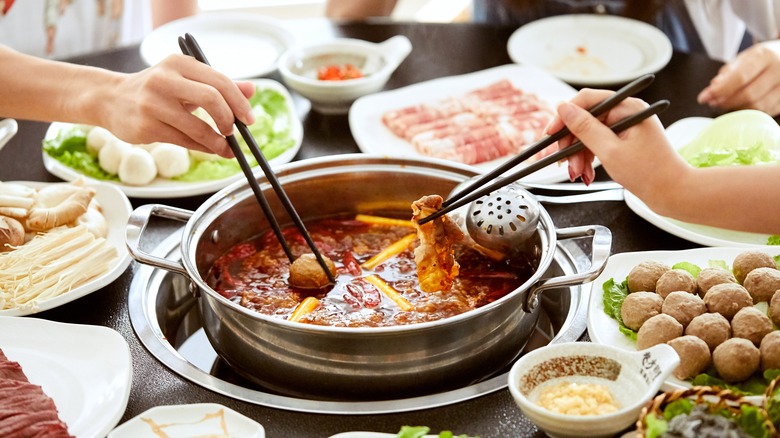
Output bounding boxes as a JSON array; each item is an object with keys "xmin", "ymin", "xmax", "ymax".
[
  {"xmin": 419, "ymin": 96, "xmax": 670, "ymax": 225},
  {"xmin": 439, "ymin": 73, "xmax": 656, "ymax": 212},
  {"xmin": 179, "ymin": 33, "xmax": 335, "ymax": 285}
]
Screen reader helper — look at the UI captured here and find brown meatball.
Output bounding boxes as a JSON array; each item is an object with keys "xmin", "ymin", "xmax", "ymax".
[
  {"xmin": 627, "ymin": 261, "xmax": 671, "ymax": 293},
  {"xmin": 621, "ymin": 291, "xmax": 664, "ymax": 331},
  {"xmin": 662, "ymin": 291, "xmax": 706, "ymax": 328},
  {"xmin": 731, "ymin": 307, "xmax": 773, "ymax": 346},
  {"xmin": 743, "ymin": 267, "xmax": 780, "ymax": 303},
  {"xmin": 697, "ymin": 267, "xmax": 737, "ymax": 298},
  {"xmin": 668, "ymin": 335, "xmax": 712, "ymax": 380},
  {"xmin": 703, "ymin": 283, "xmax": 753, "ymax": 320},
  {"xmin": 732, "ymin": 250, "xmax": 776, "ymax": 284},
  {"xmin": 760, "ymin": 331, "xmax": 780, "ymax": 371},
  {"xmin": 686, "ymin": 312, "xmax": 731, "ymax": 351},
  {"xmin": 655, "ymin": 269, "xmax": 697, "ymax": 299},
  {"xmin": 771, "ymin": 290, "xmax": 780, "ymax": 327},
  {"xmin": 288, "ymin": 254, "xmax": 337, "ymax": 289},
  {"xmin": 713, "ymin": 338, "xmax": 760, "ymax": 383},
  {"xmin": 636, "ymin": 314, "xmax": 683, "ymax": 351}
]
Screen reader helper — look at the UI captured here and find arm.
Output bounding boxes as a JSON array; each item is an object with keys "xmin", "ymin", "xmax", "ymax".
[
  {"xmin": 150, "ymin": 0, "xmax": 198, "ymax": 28},
  {"xmin": 325, "ymin": 0, "xmax": 398, "ymax": 19},
  {"xmin": 0, "ymin": 45, "xmax": 255, "ymax": 157},
  {"xmin": 697, "ymin": 40, "xmax": 780, "ymax": 117},
  {"xmin": 546, "ymin": 89, "xmax": 780, "ymax": 234}
]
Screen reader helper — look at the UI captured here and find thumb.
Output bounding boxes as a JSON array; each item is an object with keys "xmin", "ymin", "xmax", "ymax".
[{"xmin": 557, "ymin": 102, "xmax": 618, "ymax": 154}]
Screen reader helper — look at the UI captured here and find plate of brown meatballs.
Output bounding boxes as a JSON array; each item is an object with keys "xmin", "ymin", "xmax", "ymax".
[{"xmin": 588, "ymin": 247, "xmax": 780, "ymax": 400}]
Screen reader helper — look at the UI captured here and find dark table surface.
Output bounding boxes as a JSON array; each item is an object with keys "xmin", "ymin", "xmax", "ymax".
[{"xmin": 0, "ymin": 18, "xmax": 726, "ymax": 438}]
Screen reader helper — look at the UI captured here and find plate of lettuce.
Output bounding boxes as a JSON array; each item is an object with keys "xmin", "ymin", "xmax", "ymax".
[
  {"xmin": 330, "ymin": 426, "xmax": 478, "ymax": 438},
  {"xmin": 41, "ymin": 79, "xmax": 301, "ymax": 199},
  {"xmin": 624, "ymin": 110, "xmax": 780, "ymax": 247}
]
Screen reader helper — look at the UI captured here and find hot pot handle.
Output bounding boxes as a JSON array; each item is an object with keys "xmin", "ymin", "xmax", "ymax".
[
  {"xmin": 126, "ymin": 204, "xmax": 194, "ymax": 277},
  {"xmin": 523, "ymin": 224, "xmax": 611, "ymax": 312}
]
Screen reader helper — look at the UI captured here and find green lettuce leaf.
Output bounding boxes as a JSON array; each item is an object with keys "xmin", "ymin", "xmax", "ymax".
[
  {"xmin": 768, "ymin": 235, "xmax": 780, "ymax": 246},
  {"xmin": 671, "ymin": 261, "xmax": 701, "ymax": 278},
  {"xmin": 690, "ymin": 370, "xmax": 779, "ymax": 396},
  {"xmin": 43, "ymin": 127, "xmax": 118, "ymax": 181},
  {"xmin": 644, "ymin": 413, "xmax": 668, "ymax": 438},
  {"xmin": 395, "ymin": 426, "xmax": 476, "ymax": 438},
  {"xmin": 601, "ymin": 278, "xmax": 638, "ymax": 341},
  {"xmin": 678, "ymin": 110, "xmax": 780, "ymax": 167}
]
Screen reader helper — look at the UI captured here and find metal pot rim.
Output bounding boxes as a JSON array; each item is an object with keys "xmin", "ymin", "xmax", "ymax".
[{"xmin": 176, "ymin": 154, "xmax": 559, "ymax": 333}]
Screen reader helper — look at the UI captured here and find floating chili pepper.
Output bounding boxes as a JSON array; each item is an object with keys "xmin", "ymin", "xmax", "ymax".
[{"xmin": 317, "ymin": 64, "xmax": 363, "ymax": 81}]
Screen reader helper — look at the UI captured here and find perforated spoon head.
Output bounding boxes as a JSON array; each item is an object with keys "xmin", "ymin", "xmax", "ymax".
[{"xmin": 447, "ymin": 179, "xmax": 542, "ymax": 254}]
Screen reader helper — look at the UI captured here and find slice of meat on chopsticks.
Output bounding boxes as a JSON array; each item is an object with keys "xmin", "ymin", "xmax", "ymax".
[
  {"xmin": 411, "ymin": 195, "xmax": 464, "ymax": 292},
  {"xmin": 0, "ymin": 349, "xmax": 74, "ymax": 438},
  {"xmin": 382, "ymin": 79, "xmax": 556, "ymax": 165}
]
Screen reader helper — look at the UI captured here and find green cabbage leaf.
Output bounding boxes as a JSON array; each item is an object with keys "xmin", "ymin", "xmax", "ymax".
[{"xmin": 678, "ymin": 110, "xmax": 780, "ymax": 167}]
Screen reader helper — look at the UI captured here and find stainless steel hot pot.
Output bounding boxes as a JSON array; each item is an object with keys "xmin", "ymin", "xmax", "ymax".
[{"xmin": 126, "ymin": 155, "xmax": 611, "ymax": 400}]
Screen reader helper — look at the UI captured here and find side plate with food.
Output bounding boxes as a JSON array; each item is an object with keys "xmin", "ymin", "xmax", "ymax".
[
  {"xmin": 0, "ymin": 180, "xmax": 131, "ymax": 316},
  {"xmin": 0, "ymin": 316, "xmax": 132, "ymax": 438},
  {"xmin": 42, "ymin": 79, "xmax": 302, "ymax": 199},
  {"xmin": 587, "ymin": 247, "xmax": 780, "ymax": 402},
  {"xmin": 108, "ymin": 403, "xmax": 265, "ymax": 438},
  {"xmin": 349, "ymin": 64, "xmax": 593, "ymax": 183}
]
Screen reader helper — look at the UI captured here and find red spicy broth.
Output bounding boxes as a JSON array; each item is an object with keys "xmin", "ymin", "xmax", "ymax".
[{"xmin": 205, "ymin": 214, "xmax": 538, "ymax": 327}]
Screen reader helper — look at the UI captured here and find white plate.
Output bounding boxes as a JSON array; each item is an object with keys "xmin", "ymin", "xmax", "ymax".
[
  {"xmin": 0, "ymin": 181, "xmax": 132, "ymax": 316},
  {"xmin": 587, "ymin": 246, "xmax": 780, "ymax": 399},
  {"xmin": 0, "ymin": 316, "xmax": 132, "ymax": 438},
  {"xmin": 350, "ymin": 64, "xmax": 586, "ymax": 183},
  {"xmin": 624, "ymin": 117, "xmax": 772, "ymax": 247},
  {"xmin": 42, "ymin": 79, "xmax": 302, "ymax": 199},
  {"xmin": 109, "ymin": 403, "xmax": 265, "ymax": 438},
  {"xmin": 140, "ymin": 12, "xmax": 295, "ymax": 79},
  {"xmin": 507, "ymin": 14, "xmax": 673, "ymax": 86}
]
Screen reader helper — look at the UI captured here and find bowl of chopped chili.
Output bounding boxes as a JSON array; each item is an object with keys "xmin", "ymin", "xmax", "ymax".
[{"xmin": 278, "ymin": 36, "xmax": 412, "ymax": 114}]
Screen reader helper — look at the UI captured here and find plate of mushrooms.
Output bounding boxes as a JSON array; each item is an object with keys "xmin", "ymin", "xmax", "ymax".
[{"xmin": 0, "ymin": 179, "xmax": 132, "ymax": 316}]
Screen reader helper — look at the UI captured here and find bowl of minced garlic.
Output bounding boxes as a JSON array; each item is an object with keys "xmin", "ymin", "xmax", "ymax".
[{"xmin": 508, "ymin": 342, "xmax": 679, "ymax": 438}]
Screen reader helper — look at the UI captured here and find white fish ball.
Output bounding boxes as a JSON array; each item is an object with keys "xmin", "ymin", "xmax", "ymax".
[
  {"xmin": 151, "ymin": 143, "xmax": 191, "ymax": 178},
  {"xmin": 86, "ymin": 127, "xmax": 116, "ymax": 155},
  {"xmin": 118, "ymin": 148, "xmax": 157, "ymax": 186},
  {"xmin": 136, "ymin": 142, "xmax": 161, "ymax": 153},
  {"xmin": 98, "ymin": 138, "xmax": 132, "ymax": 175}
]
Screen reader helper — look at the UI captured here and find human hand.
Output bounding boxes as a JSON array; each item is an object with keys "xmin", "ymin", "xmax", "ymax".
[
  {"xmin": 544, "ymin": 89, "xmax": 689, "ymax": 202},
  {"xmin": 697, "ymin": 40, "xmax": 780, "ymax": 117},
  {"xmin": 100, "ymin": 54, "xmax": 255, "ymax": 157}
]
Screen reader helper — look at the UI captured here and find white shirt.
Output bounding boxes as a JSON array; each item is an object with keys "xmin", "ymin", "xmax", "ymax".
[
  {"xmin": 0, "ymin": 0, "xmax": 151, "ymax": 59},
  {"xmin": 685, "ymin": 0, "xmax": 780, "ymax": 61}
]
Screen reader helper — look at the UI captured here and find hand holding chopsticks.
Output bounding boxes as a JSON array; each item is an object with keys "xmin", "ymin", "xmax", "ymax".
[
  {"xmin": 179, "ymin": 33, "xmax": 335, "ymax": 285},
  {"xmin": 419, "ymin": 74, "xmax": 669, "ymax": 225}
]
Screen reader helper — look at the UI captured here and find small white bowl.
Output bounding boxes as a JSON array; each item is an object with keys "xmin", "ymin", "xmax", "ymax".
[
  {"xmin": 278, "ymin": 35, "xmax": 412, "ymax": 114},
  {"xmin": 508, "ymin": 342, "xmax": 679, "ymax": 438}
]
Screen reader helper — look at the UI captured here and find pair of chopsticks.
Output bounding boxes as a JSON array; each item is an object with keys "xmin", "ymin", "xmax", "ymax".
[
  {"xmin": 418, "ymin": 73, "xmax": 669, "ymax": 225},
  {"xmin": 179, "ymin": 33, "xmax": 335, "ymax": 285}
]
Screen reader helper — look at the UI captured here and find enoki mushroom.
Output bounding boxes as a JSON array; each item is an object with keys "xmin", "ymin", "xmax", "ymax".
[{"xmin": 0, "ymin": 225, "xmax": 117, "ymax": 311}]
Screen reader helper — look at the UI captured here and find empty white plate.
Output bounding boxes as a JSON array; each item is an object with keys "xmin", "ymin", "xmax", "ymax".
[
  {"xmin": 140, "ymin": 12, "xmax": 295, "ymax": 79},
  {"xmin": 508, "ymin": 14, "xmax": 673, "ymax": 86}
]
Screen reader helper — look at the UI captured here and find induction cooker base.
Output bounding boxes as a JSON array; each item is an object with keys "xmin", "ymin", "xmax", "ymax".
[{"xmin": 128, "ymin": 229, "xmax": 590, "ymax": 415}]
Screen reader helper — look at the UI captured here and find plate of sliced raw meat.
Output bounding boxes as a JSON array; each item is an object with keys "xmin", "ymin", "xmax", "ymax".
[
  {"xmin": 350, "ymin": 64, "xmax": 587, "ymax": 183},
  {"xmin": 0, "ymin": 317, "xmax": 131, "ymax": 438}
]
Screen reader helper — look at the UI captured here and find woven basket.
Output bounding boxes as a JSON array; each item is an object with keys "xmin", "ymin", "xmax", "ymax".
[{"xmin": 635, "ymin": 385, "xmax": 778, "ymax": 437}]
